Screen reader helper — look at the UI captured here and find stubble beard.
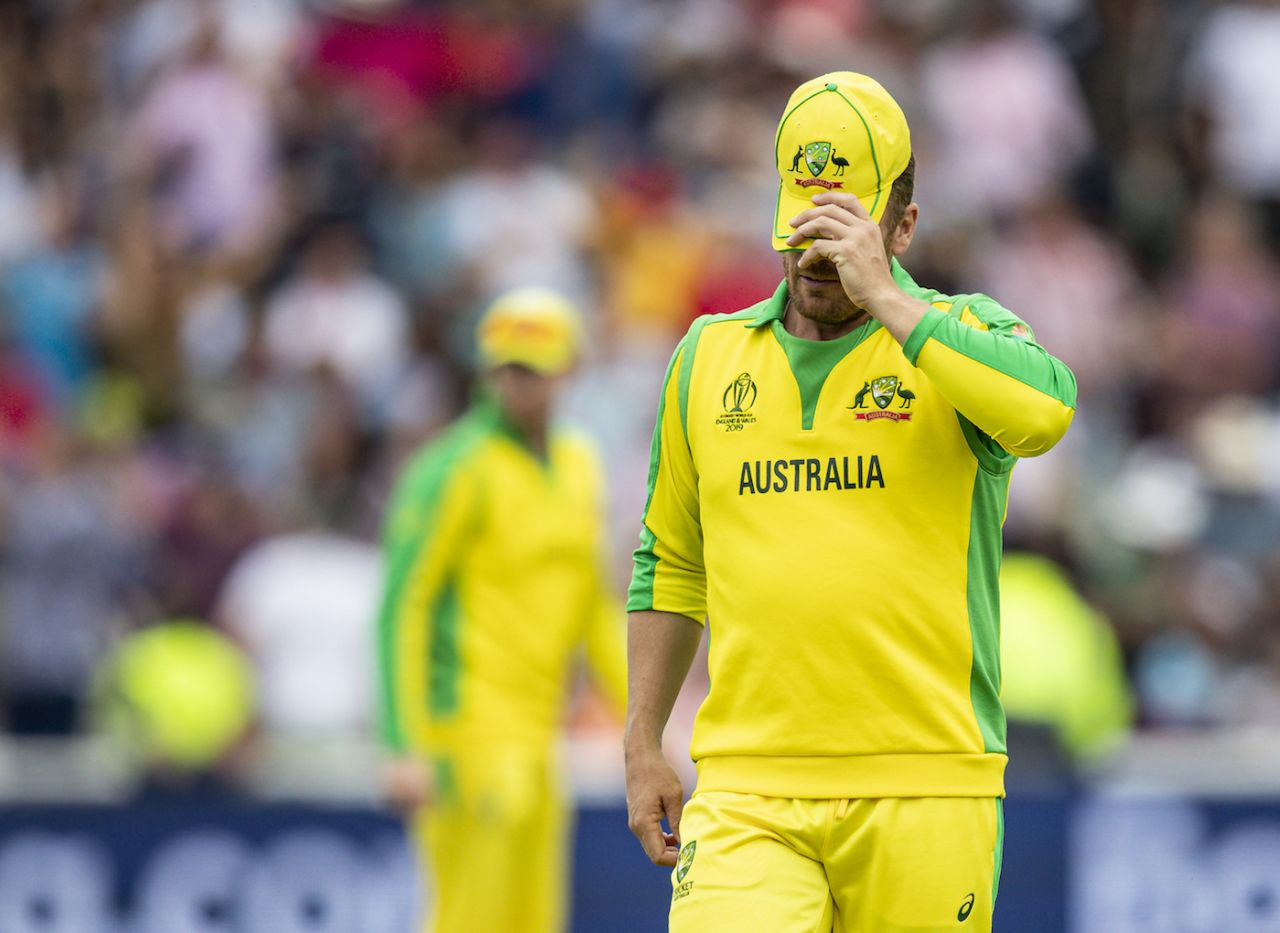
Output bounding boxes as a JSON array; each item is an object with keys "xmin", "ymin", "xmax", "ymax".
[{"xmin": 785, "ymin": 259, "xmax": 862, "ymax": 325}]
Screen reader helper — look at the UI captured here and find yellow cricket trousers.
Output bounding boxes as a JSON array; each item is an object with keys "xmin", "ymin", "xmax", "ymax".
[
  {"xmin": 669, "ymin": 792, "xmax": 1004, "ymax": 933},
  {"xmin": 412, "ymin": 748, "xmax": 569, "ymax": 933}
]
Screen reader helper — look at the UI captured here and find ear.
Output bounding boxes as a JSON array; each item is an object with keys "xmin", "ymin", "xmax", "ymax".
[{"xmin": 886, "ymin": 203, "xmax": 919, "ymax": 257}]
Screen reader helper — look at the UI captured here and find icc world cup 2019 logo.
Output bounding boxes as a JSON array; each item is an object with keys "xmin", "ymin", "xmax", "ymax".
[
  {"xmin": 716, "ymin": 373, "xmax": 758, "ymax": 433},
  {"xmin": 723, "ymin": 372, "xmax": 757, "ymax": 413}
]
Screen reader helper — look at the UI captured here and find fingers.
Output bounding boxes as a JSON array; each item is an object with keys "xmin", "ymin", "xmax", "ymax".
[
  {"xmin": 797, "ymin": 237, "xmax": 839, "ymax": 269},
  {"xmin": 811, "ymin": 190, "xmax": 873, "ymax": 221},
  {"xmin": 665, "ymin": 788, "xmax": 684, "ymax": 844},
  {"xmin": 627, "ymin": 785, "xmax": 685, "ymax": 866},
  {"xmin": 786, "ymin": 196, "xmax": 876, "ymax": 247},
  {"xmin": 640, "ymin": 818, "xmax": 670, "ymax": 864},
  {"xmin": 634, "ymin": 815, "xmax": 679, "ymax": 865},
  {"xmin": 786, "ymin": 217, "xmax": 850, "ymax": 246},
  {"xmin": 788, "ymin": 202, "xmax": 858, "ymax": 225},
  {"xmin": 655, "ymin": 833, "xmax": 680, "ymax": 867}
]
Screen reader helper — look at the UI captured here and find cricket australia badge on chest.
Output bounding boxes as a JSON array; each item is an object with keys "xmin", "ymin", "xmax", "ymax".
[{"xmin": 848, "ymin": 374, "xmax": 915, "ymax": 422}]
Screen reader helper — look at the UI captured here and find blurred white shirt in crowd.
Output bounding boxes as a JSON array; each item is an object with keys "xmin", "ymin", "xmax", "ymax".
[
  {"xmin": 263, "ymin": 270, "xmax": 410, "ymax": 416},
  {"xmin": 439, "ymin": 164, "xmax": 595, "ymax": 301},
  {"xmin": 1186, "ymin": 2, "xmax": 1280, "ymax": 198},
  {"xmin": 218, "ymin": 533, "xmax": 381, "ymax": 736},
  {"xmin": 0, "ymin": 145, "xmax": 40, "ymax": 264},
  {"xmin": 115, "ymin": 0, "xmax": 301, "ymax": 91}
]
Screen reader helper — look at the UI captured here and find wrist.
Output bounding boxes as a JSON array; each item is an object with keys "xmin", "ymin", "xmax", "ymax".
[
  {"xmin": 860, "ymin": 277, "xmax": 904, "ymax": 317},
  {"xmin": 624, "ymin": 723, "xmax": 665, "ymax": 757}
]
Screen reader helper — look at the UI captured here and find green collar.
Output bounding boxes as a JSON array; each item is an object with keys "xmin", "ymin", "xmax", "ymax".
[
  {"xmin": 467, "ymin": 395, "xmax": 545, "ymax": 453},
  {"xmin": 746, "ymin": 259, "xmax": 922, "ymax": 329}
]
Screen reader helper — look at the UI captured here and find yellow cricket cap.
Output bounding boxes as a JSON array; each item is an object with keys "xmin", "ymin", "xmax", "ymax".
[
  {"xmin": 773, "ymin": 72, "xmax": 911, "ymax": 251},
  {"xmin": 477, "ymin": 287, "xmax": 583, "ymax": 376}
]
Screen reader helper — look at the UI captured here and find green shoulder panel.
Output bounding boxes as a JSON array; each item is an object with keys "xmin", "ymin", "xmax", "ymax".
[
  {"xmin": 629, "ymin": 304, "xmax": 764, "ymax": 612},
  {"xmin": 678, "ymin": 305, "xmax": 767, "ymax": 441},
  {"xmin": 957, "ymin": 292, "xmax": 1036, "ymax": 338}
]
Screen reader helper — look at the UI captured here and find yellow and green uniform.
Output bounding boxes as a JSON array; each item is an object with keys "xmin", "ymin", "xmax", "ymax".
[
  {"xmin": 629, "ymin": 260, "xmax": 1075, "ymax": 930},
  {"xmin": 377, "ymin": 400, "xmax": 626, "ymax": 933}
]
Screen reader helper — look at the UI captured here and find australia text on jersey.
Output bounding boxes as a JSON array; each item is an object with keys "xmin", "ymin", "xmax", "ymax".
[{"xmin": 738, "ymin": 455, "xmax": 885, "ymax": 495}]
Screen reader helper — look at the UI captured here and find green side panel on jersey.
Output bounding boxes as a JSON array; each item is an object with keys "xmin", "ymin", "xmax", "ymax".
[
  {"xmin": 770, "ymin": 318, "xmax": 879, "ymax": 430},
  {"xmin": 375, "ymin": 411, "xmax": 489, "ymax": 750},
  {"xmin": 967, "ymin": 467, "xmax": 1010, "ymax": 755},
  {"xmin": 428, "ymin": 576, "xmax": 462, "ymax": 715},
  {"xmin": 956, "ymin": 412, "xmax": 1016, "ymax": 475},
  {"xmin": 432, "ymin": 755, "xmax": 458, "ymax": 807},
  {"xmin": 993, "ymin": 798, "xmax": 1005, "ymax": 907},
  {"xmin": 628, "ymin": 341, "xmax": 684, "ymax": 611}
]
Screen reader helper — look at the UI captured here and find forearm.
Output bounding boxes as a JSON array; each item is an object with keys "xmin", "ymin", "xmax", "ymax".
[{"xmin": 624, "ymin": 610, "xmax": 702, "ymax": 752}]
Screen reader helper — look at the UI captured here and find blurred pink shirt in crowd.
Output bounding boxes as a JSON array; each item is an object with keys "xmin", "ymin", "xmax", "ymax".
[
  {"xmin": 975, "ymin": 199, "xmax": 1136, "ymax": 397},
  {"xmin": 922, "ymin": 29, "xmax": 1092, "ymax": 218},
  {"xmin": 133, "ymin": 60, "xmax": 278, "ymax": 255}
]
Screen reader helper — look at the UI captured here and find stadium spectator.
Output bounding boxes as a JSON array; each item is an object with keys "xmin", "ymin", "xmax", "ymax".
[
  {"xmin": 921, "ymin": 0, "xmax": 1093, "ymax": 222},
  {"xmin": 218, "ymin": 530, "xmax": 380, "ymax": 736},
  {"xmin": 263, "ymin": 219, "xmax": 410, "ymax": 423}
]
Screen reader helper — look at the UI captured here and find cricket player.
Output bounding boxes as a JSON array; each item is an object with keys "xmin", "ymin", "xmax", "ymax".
[
  {"xmin": 376, "ymin": 288, "xmax": 627, "ymax": 933},
  {"xmin": 625, "ymin": 72, "xmax": 1077, "ymax": 932}
]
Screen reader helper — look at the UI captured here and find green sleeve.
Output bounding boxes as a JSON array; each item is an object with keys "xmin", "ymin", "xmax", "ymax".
[{"xmin": 627, "ymin": 333, "xmax": 707, "ymax": 623}]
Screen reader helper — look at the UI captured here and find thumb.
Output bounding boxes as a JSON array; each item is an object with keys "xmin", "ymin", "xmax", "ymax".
[{"xmin": 665, "ymin": 787, "xmax": 685, "ymax": 843}]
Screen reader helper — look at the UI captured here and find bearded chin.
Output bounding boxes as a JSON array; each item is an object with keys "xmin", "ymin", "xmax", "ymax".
[{"xmin": 791, "ymin": 293, "xmax": 862, "ymax": 324}]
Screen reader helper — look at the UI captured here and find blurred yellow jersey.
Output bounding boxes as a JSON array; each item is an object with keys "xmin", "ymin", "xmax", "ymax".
[{"xmin": 376, "ymin": 401, "xmax": 626, "ymax": 755}]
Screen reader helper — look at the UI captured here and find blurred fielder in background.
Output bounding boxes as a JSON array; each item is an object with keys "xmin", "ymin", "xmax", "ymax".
[
  {"xmin": 375, "ymin": 289, "xmax": 627, "ymax": 933},
  {"xmin": 625, "ymin": 72, "xmax": 1077, "ymax": 932}
]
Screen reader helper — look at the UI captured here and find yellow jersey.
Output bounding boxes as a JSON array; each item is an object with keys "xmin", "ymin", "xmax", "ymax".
[
  {"xmin": 628, "ymin": 260, "xmax": 1077, "ymax": 799},
  {"xmin": 377, "ymin": 401, "xmax": 626, "ymax": 755}
]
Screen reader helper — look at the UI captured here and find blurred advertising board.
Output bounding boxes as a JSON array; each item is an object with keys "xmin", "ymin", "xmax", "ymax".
[
  {"xmin": 1071, "ymin": 796, "xmax": 1280, "ymax": 933},
  {"xmin": 1, "ymin": 794, "xmax": 1278, "ymax": 932}
]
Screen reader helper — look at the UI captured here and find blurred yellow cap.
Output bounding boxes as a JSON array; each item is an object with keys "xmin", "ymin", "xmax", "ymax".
[
  {"xmin": 477, "ymin": 288, "xmax": 583, "ymax": 376},
  {"xmin": 773, "ymin": 72, "xmax": 911, "ymax": 251}
]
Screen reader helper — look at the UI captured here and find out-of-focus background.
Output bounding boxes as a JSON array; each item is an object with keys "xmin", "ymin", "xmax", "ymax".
[{"xmin": 1, "ymin": 0, "xmax": 1279, "ymax": 929}]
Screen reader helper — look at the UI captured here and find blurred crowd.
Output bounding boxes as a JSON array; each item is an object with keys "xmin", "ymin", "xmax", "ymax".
[{"xmin": 2, "ymin": 0, "xmax": 1280, "ymax": 781}]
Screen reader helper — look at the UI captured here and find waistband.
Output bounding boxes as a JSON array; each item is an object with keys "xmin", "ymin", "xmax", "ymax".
[{"xmin": 694, "ymin": 752, "xmax": 1007, "ymax": 799}]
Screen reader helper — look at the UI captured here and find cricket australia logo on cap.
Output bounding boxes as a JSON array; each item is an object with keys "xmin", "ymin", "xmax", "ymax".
[
  {"xmin": 716, "ymin": 373, "xmax": 758, "ymax": 433},
  {"xmin": 848, "ymin": 374, "xmax": 915, "ymax": 422},
  {"xmin": 790, "ymin": 140, "xmax": 845, "ymax": 191},
  {"xmin": 805, "ymin": 141, "xmax": 831, "ymax": 175}
]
